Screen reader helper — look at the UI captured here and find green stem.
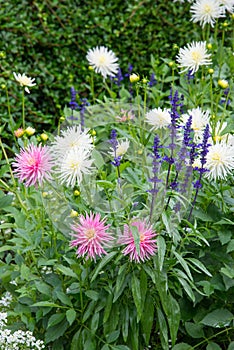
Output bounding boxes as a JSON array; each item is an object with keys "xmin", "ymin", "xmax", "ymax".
[
  {"xmin": 6, "ymin": 86, "xmax": 14, "ymax": 131},
  {"xmin": 0, "ymin": 138, "xmax": 16, "ymax": 186},
  {"xmin": 22, "ymin": 89, "xmax": 25, "ymax": 129},
  {"xmin": 0, "ymin": 179, "xmax": 27, "ymax": 212}
]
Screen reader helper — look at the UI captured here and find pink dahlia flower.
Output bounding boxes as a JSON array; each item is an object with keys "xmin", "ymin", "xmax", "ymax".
[
  {"xmin": 119, "ymin": 220, "xmax": 157, "ymax": 263},
  {"xmin": 70, "ymin": 212, "xmax": 113, "ymax": 261},
  {"xmin": 12, "ymin": 144, "xmax": 52, "ymax": 187}
]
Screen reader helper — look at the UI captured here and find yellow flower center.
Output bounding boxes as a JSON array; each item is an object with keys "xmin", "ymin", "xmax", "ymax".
[
  {"xmin": 204, "ymin": 5, "xmax": 212, "ymax": 13},
  {"xmin": 70, "ymin": 161, "xmax": 79, "ymax": 169},
  {"xmin": 140, "ymin": 233, "xmax": 145, "ymax": 242},
  {"xmin": 28, "ymin": 157, "xmax": 36, "ymax": 166},
  {"xmin": 86, "ymin": 228, "xmax": 96, "ymax": 239},
  {"xmin": 211, "ymin": 152, "xmax": 222, "ymax": 163},
  {"xmin": 191, "ymin": 51, "xmax": 202, "ymax": 63},
  {"xmin": 98, "ymin": 55, "xmax": 106, "ymax": 65}
]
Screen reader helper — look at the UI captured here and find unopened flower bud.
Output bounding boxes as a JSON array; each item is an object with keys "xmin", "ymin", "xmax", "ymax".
[
  {"xmin": 129, "ymin": 73, "xmax": 140, "ymax": 83},
  {"xmin": 40, "ymin": 133, "xmax": 48, "ymax": 141},
  {"xmin": 90, "ymin": 129, "xmax": 96, "ymax": 136},
  {"xmin": 14, "ymin": 128, "xmax": 24, "ymax": 138},
  {"xmin": 25, "ymin": 126, "xmax": 36, "ymax": 136},
  {"xmin": 88, "ymin": 65, "xmax": 94, "ymax": 71},
  {"xmin": 208, "ymin": 68, "xmax": 214, "ymax": 74},
  {"xmin": 70, "ymin": 209, "xmax": 79, "ymax": 217},
  {"xmin": 74, "ymin": 190, "xmax": 80, "ymax": 197},
  {"xmin": 59, "ymin": 116, "xmax": 65, "ymax": 122},
  {"xmin": 142, "ymin": 78, "xmax": 148, "ymax": 84},
  {"xmin": 207, "ymin": 43, "xmax": 212, "ymax": 50},
  {"xmin": 218, "ymin": 79, "xmax": 229, "ymax": 89}
]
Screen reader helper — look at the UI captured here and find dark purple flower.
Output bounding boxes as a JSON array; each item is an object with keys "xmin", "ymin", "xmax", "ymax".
[{"xmin": 148, "ymin": 73, "xmax": 157, "ymax": 87}]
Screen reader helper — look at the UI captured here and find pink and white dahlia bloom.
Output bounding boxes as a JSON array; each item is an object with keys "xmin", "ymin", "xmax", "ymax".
[
  {"xmin": 12, "ymin": 144, "xmax": 52, "ymax": 187},
  {"xmin": 70, "ymin": 212, "xmax": 113, "ymax": 261},
  {"xmin": 118, "ymin": 220, "xmax": 157, "ymax": 263}
]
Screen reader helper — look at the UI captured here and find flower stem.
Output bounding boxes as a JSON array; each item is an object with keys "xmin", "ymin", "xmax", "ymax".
[{"xmin": 22, "ymin": 89, "xmax": 25, "ymax": 129}]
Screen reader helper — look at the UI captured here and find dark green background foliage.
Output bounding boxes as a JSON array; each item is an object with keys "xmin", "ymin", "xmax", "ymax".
[{"xmin": 0, "ymin": 0, "xmax": 195, "ymax": 130}]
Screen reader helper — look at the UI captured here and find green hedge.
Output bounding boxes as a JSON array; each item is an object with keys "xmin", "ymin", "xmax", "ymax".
[{"xmin": 0, "ymin": 0, "xmax": 195, "ymax": 131}]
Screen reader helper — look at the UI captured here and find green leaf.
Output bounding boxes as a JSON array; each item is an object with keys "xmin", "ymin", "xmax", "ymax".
[
  {"xmin": 106, "ymin": 330, "xmax": 120, "ymax": 343},
  {"xmin": 174, "ymin": 251, "xmax": 193, "ymax": 281},
  {"xmin": 0, "ymin": 194, "xmax": 13, "ymax": 208},
  {"xmin": 34, "ymin": 280, "xmax": 52, "ymax": 296},
  {"xmin": 92, "ymin": 149, "xmax": 105, "ymax": 169},
  {"xmin": 48, "ymin": 313, "xmax": 65, "ymax": 328},
  {"xmin": 56, "ymin": 264, "xmax": 78, "ymax": 279},
  {"xmin": 187, "ymin": 258, "xmax": 212, "ymax": 277},
  {"xmin": 90, "ymin": 312, "xmax": 99, "ymax": 334},
  {"xmin": 131, "ymin": 273, "xmax": 142, "ymax": 321},
  {"xmin": 31, "ymin": 301, "xmax": 62, "ymax": 308},
  {"xmin": 157, "ymin": 235, "xmax": 166, "ymax": 271},
  {"xmin": 185, "ymin": 322, "xmax": 204, "ymax": 338},
  {"xmin": 200, "ymin": 309, "xmax": 233, "ymax": 328},
  {"xmin": 71, "ymin": 328, "xmax": 82, "ymax": 350},
  {"xmin": 141, "ymin": 294, "xmax": 154, "ymax": 345},
  {"xmin": 91, "ymin": 251, "xmax": 117, "ymax": 282},
  {"xmin": 206, "ymin": 342, "xmax": 222, "ymax": 350},
  {"xmin": 157, "ymin": 307, "xmax": 169, "ymax": 350},
  {"xmin": 85, "ymin": 290, "xmax": 99, "ymax": 301},
  {"xmin": 227, "ymin": 239, "xmax": 234, "ymax": 253},
  {"xmin": 82, "ymin": 300, "xmax": 96, "ymax": 322},
  {"xmin": 55, "ymin": 291, "xmax": 72, "ymax": 307},
  {"xmin": 103, "ymin": 293, "xmax": 113, "ymax": 323},
  {"xmin": 66, "ymin": 309, "xmax": 76, "ymax": 326},
  {"xmin": 177, "ymin": 277, "xmax": 195, "ymax": 302},
  {"xmin": 45, "ymin": 319, "xmax": 69, "ymax": 343},
  {"xmin": 131, "ymin": 225, "xmax": 140, "ymax": 256},
  {"xmin": 227, "ymin": 341, "xmax": 234, "ymax": 350}
]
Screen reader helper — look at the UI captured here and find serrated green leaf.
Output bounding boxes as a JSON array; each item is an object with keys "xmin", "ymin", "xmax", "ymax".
[{"xmin": 48, "ymin": 313, "xmax": 65, "ymax": 328}]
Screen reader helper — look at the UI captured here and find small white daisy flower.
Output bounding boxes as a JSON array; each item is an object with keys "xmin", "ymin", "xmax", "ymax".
[
  {"xmin": 190, "ymin": 0, "xmax": 225, "ymax": 28},
  {"xmin": 13, "ymin": 72, "xmax": 36, "ymax": 93},
  {"xmin": 220, "ymin": 0, "xmax": 234, "ymax": 13},
  {"xmin": 56, "ymin": 148, "xmax": 94, "ymax": 187},
  {"xmin": 109, "ymin": 139, "xmax": 130, "ymax": 157},
  {"xmin": 181, "ymin": 107, "xmax": 210, "ymax": 141},
  {"xmin": 176, "ymin": 41, "xmax": 212, "ymax": 74},
  {"xmin": 86, "ymin": 46, "xmax": 119, "ymax": 79},
  {"xmin": 145, "ymin": 107, "xmax": 171, "ymax": 130},
  {"xmin": 205, "ymin": 141, "xmax": 234, "ymax": 180},
  {"xmin": 51, "ymin": 125, "xmax": 94, "ymax": 157}
]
